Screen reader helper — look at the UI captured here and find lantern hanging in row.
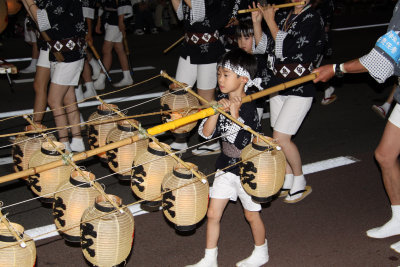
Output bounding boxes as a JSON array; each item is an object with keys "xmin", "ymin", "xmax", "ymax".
[
  {"xmin": 162, "ymin": 162, "xmax": 209, "ymax": 231},
  {"xmin": 160, "ymin": 83, "xmax": 200, "ymax": 138},
  {"xmin": 0, "ymin": 0, "xmax": 7, "ymax": 34},
  {"xmin": 12, "ymin": 124, "xmax": 56, "ymax": 179},
  {"xmin": 106, "ymin": 119, "xmax": 149, "ymax": 181},
  {"xmin": 0, "ymin": 222, "xmax": 36, "ymax": 267},
  {"xmin": 240, "ymin": 136, "xmax": 286, "ymax": 203},
  {"xmin": 53, "ymin": 170, "xmax": 102, "ymax": 243},
  {"xmin": 87, "ymin": 104, "xmax": 120, "ymax": 163},
  {"xmin": 28, "ymin": 142, "xmax": 73, "ymax": 203},
  {"xmin": 131, "ymin": 142, "xmax": 175, "ymax": 210},
  {"xmin": 6, "ymin": 0, "xmax": 22, "ymax": 15},
  {"xmin": 80, "ymin": 195, "xmax": 134, "ymax": 267}
]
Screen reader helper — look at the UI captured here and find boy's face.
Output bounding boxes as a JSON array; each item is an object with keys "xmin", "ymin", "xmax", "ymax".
[
  {"xmin": 237, "ymin": 35, "xmax": 253, "ymax": 54},
  {"xmin": 217, "ymin": 67, "xmax": 244, "ymax": 94}
]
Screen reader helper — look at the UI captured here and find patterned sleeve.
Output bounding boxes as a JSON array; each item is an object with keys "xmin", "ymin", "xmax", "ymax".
[
  {"xmin": 37, "ymin": 9, "xmax": 51, "ymax": 32},
  {"xmin": 198, "ymin": 118, "xmax": 217, "ymax": 139},
  {"xmin": 82, "ymin": 0, "xmax": 96, "ymax": 19},
  {"xmin": 117, "ymin": 0, "xmax": 133, "ymax": 18},
  {"xmin": 274, "ymin": 30, "xmax": 287, "ymax": 59},
  {"xmin": 359, "ymin": 48, "xmax": 395, "ymax": 84},
  {"xmin": 253, "ymin": 33, "xmax": 268, "ymax": 54},
  {"xmin": 190, "ymin": 0, "xmax": 205, "ymax": 24},
  {"xmin": 176, "ymin": 1, "xmax": 184, "ymax": 20}
]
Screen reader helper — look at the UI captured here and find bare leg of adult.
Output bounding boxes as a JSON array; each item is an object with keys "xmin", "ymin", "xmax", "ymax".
[
  {"xmin": 185, "ymin": 198, "xmax": 228, "ymax": 267},
  {"xmin": 47, "ymin": 83, "xmax": 71, "ymax": 150},
  {"xmin": 236, "ymin": 210, "xmax": 269, "ymax": 267},
  {"xmin": 197, "ymin": 88, "xmax": 215, "ymax": 104},
  {"xmin": 367, "ymin": 121, "xmax": 400, "ymax": 239},
  {"xmin": 113, "ymin": 42, "xmax": 132, "ymax": 87},
  {"xmin": 82, "ymin": 60, "xmax": 96, "ymax": 98},
  {"xmin": 33, "ymin": 66, "xmax": 50, "ymax": 123},
  {"xmin": 64, "ymin": 86, "xmax": 85, "ymax": 152},
  {"xmin": 94, "ymin": 41, "xmax": 113, "ymax": 90},
  {"xmin": 273, "ymin": 130, "xmax": 311, "ymax": 203}
]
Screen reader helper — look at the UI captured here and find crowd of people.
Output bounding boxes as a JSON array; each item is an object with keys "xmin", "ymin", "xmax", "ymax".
[{"xmin": 3, "ymin": 0, "xmax": 400, "ymax": 266}]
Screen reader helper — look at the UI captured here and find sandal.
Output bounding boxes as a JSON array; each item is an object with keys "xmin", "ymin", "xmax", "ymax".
[
  {"xmin": 321, "ymin": 95, "xmax": 337, "ymax": 105},
  {"xmin": 283, "ymin": 186, "xmax": 312, "ymax": 204}
]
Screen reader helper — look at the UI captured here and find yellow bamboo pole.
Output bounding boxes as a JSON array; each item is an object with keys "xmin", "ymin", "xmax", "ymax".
[
  {"xmin": 24, "ymin": 117, "xmax": 124, "ymax": 213},
  {"xmin": 96, "ymin": 97, "xmax": 208, "ymax": 184},
  {"xmin": 163, "ymin": 36, "xmax": 185, "ymax": 54},
  {"xmin": 0, "ymin": 210, "xmax": 26, "ymax": 247},
  {"xmin": 238, "ymin": 1, "xmax": 306, "ymax": 14}
]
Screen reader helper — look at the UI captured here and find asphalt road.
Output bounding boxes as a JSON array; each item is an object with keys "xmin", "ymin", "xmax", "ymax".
[{"xmin": 0, "ymin": 6, "xmax": 399, "ymax": 266}]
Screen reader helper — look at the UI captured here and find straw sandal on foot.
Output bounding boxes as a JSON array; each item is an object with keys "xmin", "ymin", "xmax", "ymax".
[
  {"xmin": 278, "ymin": 188, "xmax": 290, "ymax": 198},
  {"xmin": 321, "ymin": 95, "xmax": 337, "ymax": 105},
  {"xmin": 283, "ymin": 186, "xmax": 312, "ymax": 204}
]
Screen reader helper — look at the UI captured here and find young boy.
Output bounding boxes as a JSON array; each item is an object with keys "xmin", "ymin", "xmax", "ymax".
[{"xmin": 186, "ymin": 48, "xmax": 268, "ymax": 267}]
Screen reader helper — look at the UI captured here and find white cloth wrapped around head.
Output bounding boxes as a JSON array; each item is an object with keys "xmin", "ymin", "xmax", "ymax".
[{"xmin": 218, "ymin": 60, "xmax": 263, "ymax": 92}]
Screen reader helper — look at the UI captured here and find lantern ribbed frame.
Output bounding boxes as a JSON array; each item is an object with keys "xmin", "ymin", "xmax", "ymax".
[
  {"xmin": 240, "ymin": 137, "xmax": 286, "ymax": 203},
  {"xmin": 28, "ymin": 142, "xmax": 73, "ymax": 202},
  {"xmin": 106, "ymin": 119, "xmax": 149, "ymax": 180},
  {"xmin": 6, "ymin": 0, "xmax": 22, "ymax": 15},
  {"xmin": 53, "ymin": 170, "xmax": 102, "ymax": 242},
  {"xmin": 161, "ymin": 162, "xmax": 209, "ymax": 231},
  {"xmin": 12, "ymin": 124, "xmax": 56, "ymax": 176},
  {"xmin": 87, "ymin": 104, "xmax": 120, "ymax": 162},
  {"xmin": 0, "ymin": 222, "xmax": 36, "ymax": 267},
  {"xmin": 0, "ymin": 0, "xmax": 8, "ymax": 34},
  {"xmin": 160, "ymin": 83, "xmax": 200, "ymax": 138},
  {"xmin": 131, "ymin": 142, "xmax": 175, "ymax": 205},
  {"xmin": 80, "ymin": 195, "xmax": 134, "ymax": 267}
]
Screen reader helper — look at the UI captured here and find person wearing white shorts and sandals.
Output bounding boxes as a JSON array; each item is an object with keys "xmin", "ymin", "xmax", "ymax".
[
  {"xmin": 314, "ymin": 0, "xmax": 400, "ymax": 254},
  {"xmin": 20, "ymin": 16, "xmax": 38, "ymax": 74},
  {"xmin": 25, "ymin": 0, "xmax": 87, "ymax": 152}
]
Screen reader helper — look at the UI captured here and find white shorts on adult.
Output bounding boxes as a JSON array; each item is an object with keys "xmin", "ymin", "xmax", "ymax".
[
  {"xmin": 175, "ymin": 56, "xmax": 217, "ymax": 90},
  {"xmin": 270, "ymin": 94, "xmax": 313, "ymax": 135},
  {"xmin": 104, "ymin": 23, "xmax": 123, "ymax": 42},
  {"xmin": 210, "ymin": 170, "xmax": 261, "ymax": 212},
  {"xmin": 50, "ymin": 59, "xmax": 84, "ymax": 86}
]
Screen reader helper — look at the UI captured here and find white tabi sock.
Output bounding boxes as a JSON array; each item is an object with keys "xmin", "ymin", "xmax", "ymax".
[
  {"xmin": 185, "ymin": 247, "xmax": 218, "ymax": 267},
  {"xmin": 62, "ymin": 141, "xmax": 72, "ymax": 152},
  {"xmin": 324, "ymin": 86, "xmax": 335, "ymax": 98},
  {"xmin": 381, "ymin": 102, "xmax": 391, "ymax": 113},
  {"xmin": 285, "ymin": 175, "xmax": 306, "ymax": 201},
  {"xmin": 75, "ymin": 84, "xmax": 84, "ymax": 102},
  {"xmin": 83, "ymin": 82, "xmax": 97, "ymax": 98},
  {"xmin": 236, "ymin": 239, "xmax": 269, "ymax": 267},
  {"xmin": 70, "ymin": 137, "xmax": 85, "ymax": 152},
  {"xmin": 282, "ymin": 174, "xmax": 294, "ymax": 190},
  {"xmin": 367, "ymin": 205, "xmax": 400, "ymax": 238}
]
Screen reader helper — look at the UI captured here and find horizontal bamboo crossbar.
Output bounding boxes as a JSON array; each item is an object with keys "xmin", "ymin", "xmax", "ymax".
[{"xmin": 238, "ymin": 1, "xmax": 306, "ymax": 14}]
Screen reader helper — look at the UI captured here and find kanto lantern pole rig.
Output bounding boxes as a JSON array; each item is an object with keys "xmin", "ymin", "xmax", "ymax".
[
  {"xmin": 23, "ymin": 116, "xmax": 124, "ymax": 213},
  {"xmin": 96, "ymin": 96, "xmax": 208, "ymax": 185},
  {"xmin": 0, "ymin": 208, "xmax": 26, "ymax": 248}
]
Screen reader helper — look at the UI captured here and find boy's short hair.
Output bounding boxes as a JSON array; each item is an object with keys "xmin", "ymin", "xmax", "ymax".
[
  {"xmin": 235, "ymin": 17, "xmax": 254, "ymax": 39},
  {"xmin": 218, "ymin": 48, "xmax": 257, "ymax": 79}
]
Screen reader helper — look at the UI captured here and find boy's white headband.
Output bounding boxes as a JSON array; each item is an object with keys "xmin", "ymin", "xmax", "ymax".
[{"xmin": 218, "ymin": 61, "xmax": 263, "ymax": 92}]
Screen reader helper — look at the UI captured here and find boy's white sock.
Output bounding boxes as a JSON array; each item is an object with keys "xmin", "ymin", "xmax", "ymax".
[
  {"xmin": 70, "ymin": 137, "xmax": 85, "ymax": 152},
  {"xmin": 381, "ymin": 102, "xmax": 391, "ymax": 113},
  {"xmin": 75, "ymin": 84, "xmax": 84, "ymax": 102},
  {"xmin": 282, "ymin": 174, "xmax": 294, "ymax": 190},
  {"xmin": 83, "ymin": 82, "xmax": 97, "ymax": 98},
  {"xmin": 236, "ymin": 239, "xmax": 269, "ymax": 267},
  {"xmin": 185, "ymin": 247, "xmax": 218, "ymax": 267},
  {"xmin": 62, "ymin": 141, "xmax": 72, "ymax": 152},
  {"xmin": 367, "ymin": 205, "xmax": 400, "ymax": 238},
  {"xmin": 284, "ymin": 175, "xmax": 306, "ymax": 201}
]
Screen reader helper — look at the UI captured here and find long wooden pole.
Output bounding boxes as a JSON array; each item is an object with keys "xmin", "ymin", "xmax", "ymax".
[
  {"xmin": 0, "ymin": 73, "xmax": 316, "ymax": 184},
  {"xmin": 163, "ymin": 36, "xmax": 185, "ymax": 54},
  {"xmin": 238, "ymin": 1, "xmax": 306, "ymax": 14}
]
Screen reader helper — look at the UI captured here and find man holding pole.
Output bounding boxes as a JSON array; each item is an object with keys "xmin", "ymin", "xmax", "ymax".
[{"xmin": 313, "ymin": 0, "xmax": 400, "ymax": 253}]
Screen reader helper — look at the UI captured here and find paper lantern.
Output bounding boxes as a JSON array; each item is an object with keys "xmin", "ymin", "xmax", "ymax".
[
  {"xmin": 240, "ymin": 136, "xmax": 286, "ymax": 203},
  {"xmin": 161, "ymin": 162, "xmax": 209, "ymax": 231},
  {"xmin": 53, "ymin": 170, "xmax": 102, "ymax": 242},
  {"xmin": 12, "ymin": 124, "xmax": 56, "ymax": 178},
  {"xmin": 80, "ymin": 195, "xmax": 134, "ymax": 267},
  {"xmin": 106, "ymin": 119, "xmax": 149, "ymax": 181},
  {"xmin": 0, "ymin": 0, "xmax": 7, "ymax": 34},
  {"xmin": 28, "ymin": 142, "xmax": 74, "ymax": 203},
  {"xmin": 160, "ymin": 83, "xmax": 200, "ymax": 138},
  {"xmin": 87, "ymin": 104, "xmax": 120, "ymax": 162},
  {"xmin": 0, "ymin": 222, "xmax": 36, "ymax": 267},
  {"xmin": 131, "ymin": 142, "xmax": 175, "ymax": 210},
  {"xmin": 6, "ymin": 0, "xmax": 22, "ymax": 15}
]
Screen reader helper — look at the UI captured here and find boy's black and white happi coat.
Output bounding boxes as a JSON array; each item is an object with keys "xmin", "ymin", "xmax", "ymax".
[
  {"xmin": 98, "ymin": 0, "xmax": 133, "ymax": 26},
  {"xmin": 175, "ymin": 0, "xmax": 235, "ymax": 64},
  {"xmin": 256, "ymin": 4, "xmax": 325, "ymax": 97},
  {"xmin": 36, "ymin": 0, "xmax": 87, "ymax": 62},
  {"xmin": 198, "ymin": 93, "xmax": 261, "ymax": 175}
]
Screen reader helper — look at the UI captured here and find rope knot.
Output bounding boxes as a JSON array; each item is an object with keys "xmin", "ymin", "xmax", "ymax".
[{"xmin": 61, "ymin": 152, "xmax": 74, "ymax": 165}]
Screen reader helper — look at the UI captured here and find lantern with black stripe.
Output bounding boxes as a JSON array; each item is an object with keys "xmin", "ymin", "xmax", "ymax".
[
  {"xmin": 161, "ymin": 162, "xmax": 209, "ymax": 231},
  {"xmin": 0, "ymin": 222, "xmax": 36, "ymax": 267},
  {"xmin": 106, "ymin": 119, "xmax": 149, "ymax": 181},
  {"xmin": 131, "ymin": 142, "xmax": 175, "ymax": 210},
  {"xmin": 240, "ymin": 136, "xmax": 286, "ymax": 203},
  {"xmin": 87, "ymin": 104, "xmax": 120, "ymax": 163},
  {"xmin": 80, "ymin": 195, "xmax": 134, "ymax": 267},
  {"xmin": 53, "ymin": 170, "xmax": 102, "ymax": 242},
  {"xmin": 160, "ymin": 83, "xmax": 200, "ymax": 138},
  {"xmin": 12, "ymin": 124, "xmax": 56, "ymax": 178},
  {"xmin": 27, "ymin": 142, "xmax": 74, "ymax": 203}
]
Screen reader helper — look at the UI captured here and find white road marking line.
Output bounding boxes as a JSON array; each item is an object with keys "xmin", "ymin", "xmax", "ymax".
[
  {"xmin": 20, "ymin": 155, "xmax": 359, "ymax": 241},
  {"xmin": 0, "ymin": 157, "xmax": 13, "ymax": 165},
  {"xmin": 0, "ymin": 92, "xmax": 164, "ymax": 119},
  {"xmin": 332, "ymin": 23, "xmax": 388, "ymax": 31},
  {"xmin": 4, "ymin": 57, "xmax": 32, "ymax": 63},
  {"xmin": 12, "ymin": 66, "xmax": 155, "ymax": 84}
]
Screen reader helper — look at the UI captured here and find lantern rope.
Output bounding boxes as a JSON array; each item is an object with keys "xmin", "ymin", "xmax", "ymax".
[
  {"xmin": 160, "ymin": 71, "xmax": 280, "ymax": 150},
  {"xmin": 23, "ymin": 116, "xmax": 125, "ymax": 213},
  {"xmin": 0, "ymin": 74, "xmax": 162, "ymax": 124},
  {"xmin": 0, "ymin": 147, "xmax": 269, "ymax": 250},
  {"xmin": 96, "ymin": 96, "xmax": 209, "ymax": 184}
]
